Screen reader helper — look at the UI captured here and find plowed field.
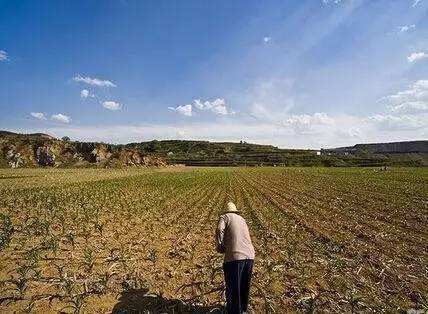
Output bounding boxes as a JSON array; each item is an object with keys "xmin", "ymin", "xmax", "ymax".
[{"xmin": 0, "ymin": 167, "xmax": 427, "ymax": 313}]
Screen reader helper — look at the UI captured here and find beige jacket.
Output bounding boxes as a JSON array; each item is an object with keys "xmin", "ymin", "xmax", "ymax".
[{"xmin": 215, "ymin": 212, "xmax": 255, "ymax": 262}]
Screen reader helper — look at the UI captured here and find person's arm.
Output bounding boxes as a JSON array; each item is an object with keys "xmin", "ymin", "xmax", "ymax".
[{"xmin": 215, "ymin": 215, "xmax": 227, "ymax": 253}]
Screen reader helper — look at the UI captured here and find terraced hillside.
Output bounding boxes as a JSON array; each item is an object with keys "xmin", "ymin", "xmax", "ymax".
[
  {"xmin": 0, "ymin": 167, "xmax": 427, "ymax": 313},
  {"xmin": 130, "ymin": 140, "xmax": 428, "ymax": 167}
]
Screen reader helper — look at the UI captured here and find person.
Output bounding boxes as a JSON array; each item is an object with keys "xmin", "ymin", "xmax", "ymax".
[{"xmin": 215, "ymin": 202, "xmax": 255, "ymax": 314}]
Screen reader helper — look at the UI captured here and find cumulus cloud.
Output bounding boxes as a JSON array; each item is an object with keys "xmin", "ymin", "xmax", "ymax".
[
  {"xmin": 51, "ymin": 114, "xmax": 71, "ymax": 124},
  {"xmin": 407, "ymin": 52, "xmax": 428, "ymax": 63},
  {"xmin": 0, "ymin": 50, "xmax": 8, "ymax": 61},
  {"xmin": 30, "ymin": 112, "xmax": 46, "ymax": 120},
  {"xmin": 367, "ymin": 114, "xmax": 426, "ymax": 130},
  {"xmin": 80, "ymin": 89, "xmax": 95, "ymax": 98},
  {"xmin": 168, "ymin": 104, "xmax": 192, "ymax": 117},
  {"xmin": 169, "ymin": 98, "xmax": 234, "ymax": 117},
  {"xmin": 72, "ymin": 75, "xmax": 116, "ymax": 87},
  {"xmin": 193, "ymin": 98, "xmax": 234, "ymax": 115},
  {"xmin": 398, "ymin": 24, "xmax": 416, "ymax": 33},
  {"xmin": 389, "ymin": 101, "xmax": 428, "ymax": 114},
  {"xmin": 102, "ymin": 101, "xmax": 122, "ymax": 111},
  {"xmin": 384, "ymin": 79, "xmax": 428, "ymax": 113}
]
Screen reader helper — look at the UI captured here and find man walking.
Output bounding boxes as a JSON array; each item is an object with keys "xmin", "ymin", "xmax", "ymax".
[{"xmin": 215, "ymin": 202, "xmax": 255, "ymax": 314}]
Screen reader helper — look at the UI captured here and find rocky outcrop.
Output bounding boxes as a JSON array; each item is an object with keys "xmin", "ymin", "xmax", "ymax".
[
  {"xmin": 0, "ymin": 132, "xmax": 167, "ymax": 168},
  {"xmin": 6, "ymin": 149, "xmax": 23, "ymax": 168},
  {"xmin": 36, "ymin": 145, "xmax": 55, "ymax": 166}
]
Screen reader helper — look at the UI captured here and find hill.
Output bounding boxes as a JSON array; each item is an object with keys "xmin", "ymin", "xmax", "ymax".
[
  {"xmin": 1, "ymin": 131, "xmax": 427, "ymax": 167},
  {"xmin": 322, "ymin": 140, "xmax": 428, "ymax": 154},
  {"xmin": 125, "ymin": 140, "xmax": 320, "ymax": 166},
  {"xmin": 0, "ymin": 131, "xmax": 166, "ymax": 168},
  {"xmin": 127, "ymin": 139, "xmax": 428, "ymax": 167}
]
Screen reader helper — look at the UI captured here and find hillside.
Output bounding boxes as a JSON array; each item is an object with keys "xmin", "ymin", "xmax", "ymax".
[
  {"xmin": 322, "ymin": 140, "xmax": 428, "ymax": 154},
  {"xmin": 127, "ymin": 139, "xmax": 428, "ymax": 167},
  {"xmin": 1, "ymin": 131, "xmax": 427, "ymax": 168},
  {"xmin": 125, "ymin": 140, "xmax": 321, "ymax": 166},
  {"xmin": 0, "ymin": 131, "xmax": 166, "ymax": 168}
]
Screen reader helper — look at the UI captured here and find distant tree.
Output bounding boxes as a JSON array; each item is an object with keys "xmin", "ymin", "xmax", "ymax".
[
  {"xmin": 147, "ymin": 140, "xmax": 160, "ymax": 153},
  {"xmin": 62, "ymin": 136, "xmax": 70, "ymax": 141}
]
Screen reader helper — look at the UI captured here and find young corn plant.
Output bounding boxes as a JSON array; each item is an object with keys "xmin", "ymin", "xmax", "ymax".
[
  {"xmin": 59, "ymin": 274, "xmax": 87, "ymax": 314},
  {"xmin": 66, "ymin": 231, "xmax": 76, "ymax": 248},
  {"xmin": 0, "ymin": 213, "xmax": 13, "ymax": 250},
  {"xmin": 83, "ymin": 247, "xmax": 95, "ymax": 273},
  {"xmin": 9, "ymin": 265, "xmax": 32, "ymax": 298},
  {"xmin": 147, "ymin": 248, "xmax": 157, "ymax": 263},
  {"xmin": 42, "ymin": 235, "xmax": 60, "ymax": 256}
]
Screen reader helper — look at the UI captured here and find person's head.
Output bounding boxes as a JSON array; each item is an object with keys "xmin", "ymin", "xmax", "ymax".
[{"xmin": 226, "ymin": 201, "xmax": 239, "ymax": 213}]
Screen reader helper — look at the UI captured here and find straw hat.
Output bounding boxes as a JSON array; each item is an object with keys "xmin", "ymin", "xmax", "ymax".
[{"xmin": 225, "ymin": 201, "xmax": 239, "ymax": 213}]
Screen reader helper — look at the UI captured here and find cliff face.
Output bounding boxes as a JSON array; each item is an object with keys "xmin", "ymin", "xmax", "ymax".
[{"xmin": 0, "ymin": 132, "xmax": 167, "ymax": 168}]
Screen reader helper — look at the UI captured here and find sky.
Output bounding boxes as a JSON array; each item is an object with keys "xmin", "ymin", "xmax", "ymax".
[{"xmin": 1, "ymin": 0, "xmax": 427, "ymax": 149}]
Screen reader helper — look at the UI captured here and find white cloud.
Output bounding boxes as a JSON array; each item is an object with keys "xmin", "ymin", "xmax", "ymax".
[
  {"xmin": 30, "ymin": 112, "xmax": 46, "ymax": 120},
  {"xmin": 102, "ymin": 101, "xmax": 122, "ymax": 111},
  {"xmin": 368, "ymin": 80, "xmax": 428, "ymax": 131},
  {"xmin": 368, "ymin": 114, "xmax": 426, "ymax": 130},
  {"xmin": 322, "ymin": 0, "xmax": 344, "ymax": 4},
  {"xmin": 407, "ymin": 52, "xmax": 428, "ymax": 63},
  {"xmin": 14, "ymin": 110, "xmax": 427, "ymax": 150},
  {"xmin": 263, "ymin": 37, "xmax": 271, "ymax": 43},
  {"xmin": 51, "ymin": 114, "xmax": 71, "ymax": 124},
  {"xmin": 398, "ymin": 24, "xmax": 416, "ymax": 33},
  {"xmin": 0, "ymin": 50, "xmax": 8, "ymax": 61},
  {"xmin": 168, "ymin": 104, "xmax": 192, "ymax": 117},
  {"xmin": 389, "ymin": 101, "xmax": 428, "ymax": 114},
  {"xmin": 80, "ymin": 89, "xmax": 95, "ymax": 98},
  {"xmin": 170, "ymin": 99, "xmax": 234, "ymax": 117},
  {"xmin": 372, "ymin": 80, "xmax": 428, "ymax": 131},
  {"xmin": 193, "ymin": 98, "xmax": 234, "ymax": 115},
  {"xmin": 335, "ymin": 127, "xmax": 363, "ymax": 139},
  {"xmin": 412, "ymin": 0, "xmax": 422, "ymax": 7},
  {"xmin": 282, "ymin": 112, "xmax": 335, "ymax": 134},
  {"xmin": 384, "ymin": 79, "xmax": 428, "ymax": 113},
  {"xmin": 72, "ymin": 75, "xmax": 116, "ymax": 87}
]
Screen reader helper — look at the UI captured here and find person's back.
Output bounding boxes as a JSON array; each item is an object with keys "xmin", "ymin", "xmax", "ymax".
[
  {"xmin": 216, "ymin": 202, "xmax": 255, "ymax": 314},
  {"xmin": 218, "ymin": 212, "xmax": 255, "ymax": 262}
]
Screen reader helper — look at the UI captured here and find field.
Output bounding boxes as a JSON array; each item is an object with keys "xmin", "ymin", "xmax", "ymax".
[{"xmin": 0, "ymin": 167, "xmax": 427, "ymax": 313}]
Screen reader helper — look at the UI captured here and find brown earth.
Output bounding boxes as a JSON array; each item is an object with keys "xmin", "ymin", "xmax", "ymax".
[{"xmin": 0, "ymin": 167, "xmax": 427, "ymax": 313}]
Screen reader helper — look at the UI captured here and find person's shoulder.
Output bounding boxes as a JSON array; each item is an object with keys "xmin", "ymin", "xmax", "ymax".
[
  {"xmin": 225, "ymin": 212, "xmax": 243, "ymax": 221},
  {"xmin": 219, "ymin": 213, "xmax": 229, "ymax": 222},
  {"xmin": 221, "ymin": 212, "xmax": 239, "ymax": 222}
]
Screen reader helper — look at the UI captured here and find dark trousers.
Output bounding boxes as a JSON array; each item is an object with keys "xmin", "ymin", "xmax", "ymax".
[{"xmin": 223, "ymin": 259, "xmax": 254, "ymax": 314}]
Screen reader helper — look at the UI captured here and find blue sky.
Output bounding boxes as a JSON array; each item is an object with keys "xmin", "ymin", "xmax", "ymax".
[{"xmin": 1, "ymin": 0, "xmax": 427, "ymax": 148}]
